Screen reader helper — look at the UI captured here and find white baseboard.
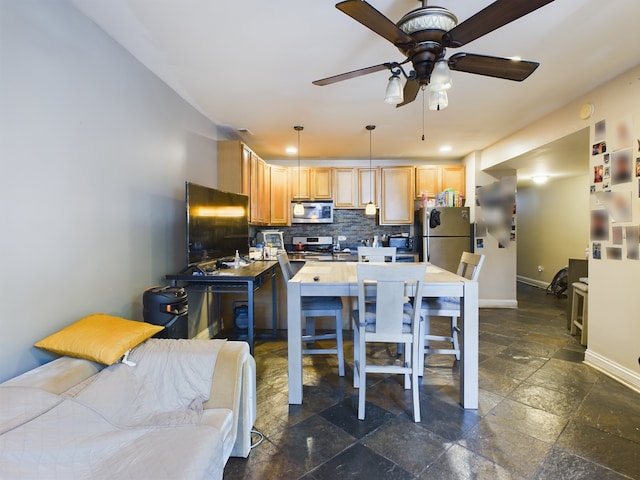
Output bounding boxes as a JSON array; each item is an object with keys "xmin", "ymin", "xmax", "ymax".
[
  {"xmin": 584, "ymin": 349, "xmax": 640, "ymax": 394},
  {"xmin": 516, "ymin": 275, "xmax": 548, "ymax": 289},
  {"xmin": 479, "ymin": 299, "xmax": 518, "ymax": 309}
]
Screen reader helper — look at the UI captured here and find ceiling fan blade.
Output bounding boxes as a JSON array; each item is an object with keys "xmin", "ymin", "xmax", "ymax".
[
  {"xmin": 448, "ymin": 53, "xmax": 539, "ymax": 81},
  {"xmin": 313, "ymin": 63, "xmax": 391, "ymax": 86},
  {"xmin": 396, "ymin": 78, "xmax": 421, "ymax": 107},
  {"xmin": 443, "ymin": 0, "xmax": 555, "ymax": 47},
  {"xmin": 336, "ymin": 0, "xmax": 414, "ymax": 47}
]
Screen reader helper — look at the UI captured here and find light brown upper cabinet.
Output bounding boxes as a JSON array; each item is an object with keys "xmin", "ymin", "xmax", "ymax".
[
  {"xmin": 441, "ymin": 165, "xmax": 466, "ymax": 194},
  {"xmin": 358, "ymin": 168, "xmax": 378, "ymax": 209},
  {"xmin": 289, "ymin": 167, "xmax": 331, "ymax": 200},
  {"xmin": 312, "ymin": 168, "xmax": 333, "ymax": 200},
  {"xmin": 380, "ymin": 166, "xmax": 415, "ymax": 225},
  {"xmin": 333, "ymin": 167, "xmax": 357, "ymax": 208},
  {"xmin": 289, "ymin": 166, "xmax": 311, "ymax": 200},
  {"xmin": 415, "ymin": 165, "xmax": 465, "ymax": 199},
  {"xmin": 218, "ymin": 140, "xmax": 269, "ymax": 225},
  {"xmin": 269, "ymin": 165, "xmax": 289, "ymax": 226},
  {"xmin": 217, "ymin": 140, "xmax": 251, "ymax": 196}
]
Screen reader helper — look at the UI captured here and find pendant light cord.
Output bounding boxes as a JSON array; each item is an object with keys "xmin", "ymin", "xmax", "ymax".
[{"xmin": 294, "ymin": 125, "xmax": 303, "ymax": 199}]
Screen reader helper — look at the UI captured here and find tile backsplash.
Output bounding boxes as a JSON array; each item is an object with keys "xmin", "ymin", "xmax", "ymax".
[{"xmin": 250, "ymin": 210, "xmax": 413, "ymax": 248}]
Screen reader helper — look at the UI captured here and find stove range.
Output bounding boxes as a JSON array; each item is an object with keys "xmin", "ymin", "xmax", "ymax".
[{"xmin": 291, "ymin": 236, "xmax": 334, "ymax": 253}]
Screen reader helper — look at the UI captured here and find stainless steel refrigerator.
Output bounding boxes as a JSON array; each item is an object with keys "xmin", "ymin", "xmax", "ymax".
[{"xmin": 415, "ymin": 207, "xmax": 472, "ymax": 273}]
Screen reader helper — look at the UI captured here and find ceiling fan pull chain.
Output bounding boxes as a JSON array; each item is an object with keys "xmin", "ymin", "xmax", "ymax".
[{"xmin": 421, "ymin": 91, "xmax": 425, "ymax": 141}]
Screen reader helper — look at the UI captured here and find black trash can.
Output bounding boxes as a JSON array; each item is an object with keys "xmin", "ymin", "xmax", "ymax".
[{"xmin": 143, "ymin": 286, "xmax": 188, "ymax": 339}]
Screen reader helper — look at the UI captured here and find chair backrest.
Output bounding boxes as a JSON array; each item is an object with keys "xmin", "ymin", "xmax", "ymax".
[
  {"xmin": 357, "ymin": 246, "xmax": 397, "ymax": 263},
  {"xmin": 456, "ymin": 252, "xmax": 485, "ymax": 281},
  {"xmin": 355, "ymin": 263, "xmax": 426, "ymax": 339},
  {"xmin": 277, "ymin": 252, "xmax": 295, "ymax": 282}
]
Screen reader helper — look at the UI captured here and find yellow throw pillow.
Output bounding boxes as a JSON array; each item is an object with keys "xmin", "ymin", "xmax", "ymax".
[{"xmin": 34, "ymin": 313, "xmax": 164, "ymax": 365}]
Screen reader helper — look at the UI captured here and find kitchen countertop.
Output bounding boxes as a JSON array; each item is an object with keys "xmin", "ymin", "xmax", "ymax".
[{"xmin": 286, "ymin": 251, "xmax": 417, "ymax": 262}]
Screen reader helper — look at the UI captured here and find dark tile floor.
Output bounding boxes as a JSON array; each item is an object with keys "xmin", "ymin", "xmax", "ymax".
[{"xmin": 224, "ymin": 283, "xmax": 640, "ymax": 479}]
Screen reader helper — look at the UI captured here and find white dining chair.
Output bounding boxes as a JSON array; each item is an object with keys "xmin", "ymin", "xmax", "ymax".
[
  {"xmin": 352, "ymin": 263, "xmax": 426, "ymax": 422},
  {"xmin": 357, "ymin": 246, "xmax": 397, "ymax": 263},
  {"xmin": 278, "ymin": 253, "xmax": 345, "ymax": 376},
  {"xmin": 420, "ymin": 252, "xmax": 484, "ymax": 369}
]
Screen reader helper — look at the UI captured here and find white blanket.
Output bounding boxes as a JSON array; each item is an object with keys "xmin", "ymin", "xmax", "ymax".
[{"xmin": 0, "ymin": 338, "xmax": 227, "ymax": 479}]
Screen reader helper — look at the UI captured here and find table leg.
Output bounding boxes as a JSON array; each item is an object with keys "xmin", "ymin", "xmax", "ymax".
[
  {"xmin": 460, "ymin": 279, "xmax": 478, "ymax": 409},
  {"xmin": 287, "ymin": 280, "xmax": 302, "ymax": 404},
  {"xmin": 271, "ymin": 269, "xmax": 278, "ymax": 337},
  {"xmin": 247, "ymin": 280, "xmax": 254, "ymax": 355}
]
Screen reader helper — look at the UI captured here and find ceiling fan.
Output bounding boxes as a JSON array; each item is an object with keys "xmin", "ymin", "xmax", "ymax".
[{"xmin": 313, "ymin": 0, "xmax": 555, "ymax": 109}]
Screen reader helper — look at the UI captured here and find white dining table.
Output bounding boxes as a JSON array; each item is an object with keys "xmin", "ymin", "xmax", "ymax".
[{"xmin": 286, "ymin": 261, "xmax": 479, "ymax": 409}]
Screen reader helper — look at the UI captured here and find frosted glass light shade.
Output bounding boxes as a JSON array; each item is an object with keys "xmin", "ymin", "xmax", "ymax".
[
  {"xmin": 384, "ymin": 75, "xmax": 404, "ymax": 105},
  {"xmin": 428, "ymin": 89, "xmax": 448, "ymax": 111},
  {"xmin": 293, "ymin": 202, "xmax": 304, "ymax": 216},
  {"xmin": 430, "ymin": 61, "xmax": 452, "ymax": 91},
  {"xmin": 365, "ymin": 201, "xmax": 377, "ymax": 215}
]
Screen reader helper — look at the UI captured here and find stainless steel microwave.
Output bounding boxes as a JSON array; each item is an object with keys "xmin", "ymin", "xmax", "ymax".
[{"xmin": 290, "ymin": 201, "xmax": 334, "ymax": 223}]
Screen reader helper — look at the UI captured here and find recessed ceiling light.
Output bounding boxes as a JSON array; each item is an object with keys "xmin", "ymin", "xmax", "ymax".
[
  {"xmin": 439, "ymin": 145, "xmax": 452, "ymax": 153},
  {"xmin": 532, "ymin": 175, "xmax": 549, "ymax": 184},
  {"xmin": 285, "ymin": 146, "xmax": 297, "ymax": 155}
]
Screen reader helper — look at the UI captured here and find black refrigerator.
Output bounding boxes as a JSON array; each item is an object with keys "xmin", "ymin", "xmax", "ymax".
[{"xmin": 415, "ymin": 206, "xmax": 472, "ymax": 273}]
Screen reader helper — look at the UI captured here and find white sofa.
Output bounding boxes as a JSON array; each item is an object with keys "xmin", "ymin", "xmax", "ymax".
[{"xmin": 1, "ymin": 340, "xmax": 256, "ymax": 478}]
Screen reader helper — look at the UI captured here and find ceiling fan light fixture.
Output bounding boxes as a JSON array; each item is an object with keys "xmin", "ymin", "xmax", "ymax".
[
  {"xmin": 429, "ymin": 60, "xmax": 452, "ymax": 91},
  {"xmin": 428, "ymin": 89, "xmax": 448, "ymax": 111},
  {"xmin": 398, "ymin": 7, "xmax": 458, "ymax": 35},
  {"xmin": 384, "ymin": 74, "xmax": 404, "ymax": 105}
]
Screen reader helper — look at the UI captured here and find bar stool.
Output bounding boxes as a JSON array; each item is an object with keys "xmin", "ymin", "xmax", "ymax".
[{"xmin": 570, "ymin": 281, "xmax": 588, "ymax": 346}]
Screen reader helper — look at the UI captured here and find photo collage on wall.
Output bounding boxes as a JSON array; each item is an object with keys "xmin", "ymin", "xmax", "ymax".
[{"xmin": 590, "ymin": 115, "xmax": 640, "ymax": 261}]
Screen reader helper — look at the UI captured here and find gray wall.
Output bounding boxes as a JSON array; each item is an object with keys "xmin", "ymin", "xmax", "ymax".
[
  {"xmin": 517, "ymin": 174, "xmax": 590, "ymax": 287},
  {"xmin": 0, "ymin": 1, "xmax": 219, "ymax": 381}
]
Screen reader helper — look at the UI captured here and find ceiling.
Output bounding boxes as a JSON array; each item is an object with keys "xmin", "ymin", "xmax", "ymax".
[{"xmin": 70, "ymin": 0, "xmax": 640, "ymax": 181}]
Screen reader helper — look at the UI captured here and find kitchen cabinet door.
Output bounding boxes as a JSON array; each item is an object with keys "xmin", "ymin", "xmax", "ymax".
[
  {"xmin": 441, "ymin": 165, "xmax": 466, "ymax": 194},
  {"xmin": 333, "ymin": 168, "xmax": 357, "ymax": 208},
  {"xmin": 270, "ymin": 165, "xmax": 289, "ymax": 225},
  {"xmin": 380, "ymin": 166, "xmax": 414, "ymax": 225},
  {"xmin": 415, "ymin": 166, "xmax": 440, "ymax": 199},
  {"xmin": 257, "ymin": 157, "xmax": 269, "ymax": 224},
  {"xmin": 312, "ymin": 168, "xmax": 333, "ymax": 200},
  {"xmin": 289, "ymin": 167, "xmax": 311, "ymax": 200},
  {"xmin": 358, "ymin": 168, "xmax": 378, "ymax": 208},
  {"xmin": 217, "ymin": 140, "xmax": 250, "ymax": 195}
]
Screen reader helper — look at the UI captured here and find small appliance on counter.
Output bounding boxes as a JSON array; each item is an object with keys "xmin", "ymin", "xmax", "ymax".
[
  {"xmin": 256, "ymin": 230, "xmax": 285, "ymax": 252},
  {"xmin": 388, "ymin": 235, "xmax": 414, "ymax": 252}
]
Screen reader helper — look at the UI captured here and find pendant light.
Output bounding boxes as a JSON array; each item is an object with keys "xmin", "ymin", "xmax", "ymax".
[
  {"xmin": 293, "ymin": 125, "xmax": 305, "ymax": 217},
  {"xmin": 365, "ymin": 125, "xmax": 377, "ymax": 216}
]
